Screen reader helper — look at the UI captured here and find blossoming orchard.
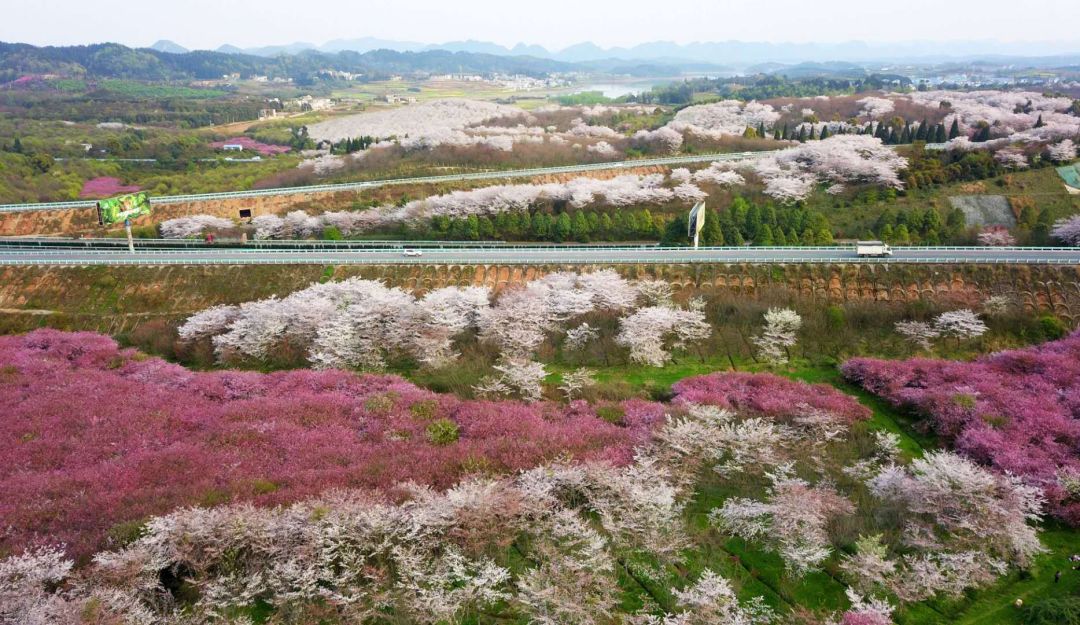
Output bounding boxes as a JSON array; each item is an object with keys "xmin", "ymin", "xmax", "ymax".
[{"xmin": 2, "ymin": 42, "xmax": 1080, "ymax": 625}]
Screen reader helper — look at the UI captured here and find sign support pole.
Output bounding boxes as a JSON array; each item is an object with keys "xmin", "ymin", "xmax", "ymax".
[{"xmin": 124, "ymin": 219, "xmax": 134, "ymax": 254}]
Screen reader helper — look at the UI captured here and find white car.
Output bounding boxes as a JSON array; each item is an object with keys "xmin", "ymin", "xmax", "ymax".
[{"xmin": 402, "ymin": 249, "xmax": 423, "ymax": 257}]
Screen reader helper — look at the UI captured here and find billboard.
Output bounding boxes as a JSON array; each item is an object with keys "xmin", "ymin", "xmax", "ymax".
[
  {"xmin": 96, "ymin": 192, "xmax": 151, "ymax": 226},
  {"xmin": 687, "ymin": 202, "xmax": 706, "ymax": 239}
]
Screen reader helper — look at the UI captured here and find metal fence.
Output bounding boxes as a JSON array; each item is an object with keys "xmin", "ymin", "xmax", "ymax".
[{"xmin": 0, "ymin": 254, "xmax": 1075, "ymax": 266}]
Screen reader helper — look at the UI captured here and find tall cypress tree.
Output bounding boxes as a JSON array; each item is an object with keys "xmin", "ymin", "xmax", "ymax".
[
  {"xmin": 782, "ymin": 122, "xmax": 789, "ymax": 140},
  {"xmin": 820, "ymin": 125, "xmax": 831, "ymax": 140},
  {"xmin": 915, "ymin": 119, "xmax": 928, "ymax": 141},
  {"xmin": 934, "ymin": 124, "xmax": 947, "ymax": 143},
  {"xmin": 758, "ymin": 121, "xmax": 766, "ymax": 138},
  {"xmin": 948, "ymin": 118, "xmax": 961, "ymax": 140},
  {"xmin": 1034, "ymin": 114, "xmax": 1045, "ymax": 128}
]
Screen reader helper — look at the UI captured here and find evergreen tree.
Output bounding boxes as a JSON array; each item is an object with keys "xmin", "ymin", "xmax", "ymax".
[
  {"xmin": 894, "ymin": 224, "xmax": 911, "ymax": 244},
  {"xmin": 1034, "ymin": 114, "xmax": 1045, "ymax": 128},
  {"xmin": 781, "ymin": 122, "xmax": 790, "ymax": 140},
  {"xmin": 757, "ymin": 224, "xmax": 774, "ymax": 245},
  {"xmin": 820, "ymin": 125, "xmax": 831, "ymax": 140},
  {"xmin": 478, "ymin": 216, "xmax": 495, "ymax": 239},
  {"xmin": 531, "ymin": 212, "xmax": 550, "ymax": 239},
  {"xmin": 744, "ymin": 204, "xmax": 763, "ymax": 241},
  {"xmin": 599, "ymin": 213, "xmax": 614, "ymax": 241},
  {"xmin": 465, "ymin": 215, "xmax": 481, "ymax": 241},
  {"xmin": 786, "ymin": 228, "xmax": 800, "ymax": 245},
  {"xmin": 900, "ymin": 125, "xmax": 911, "ymax": 144},
  {"xmin": 700, "ymin": 207, "xmax": 723, "ymax": 245},
  {"xmin": 553, "ymin": 212, "xmax": 572, "ymax": 242},
  {"xmin": 887, "ymin": 127, "xmax": 898, "ymax": 144},
  {"xmin": 773, "ymin": 127, "xmax": 782, "ymax": 140},
  {"xmin": 800, "ymin": 227, "xmax": 816, "ymax": 245},
  {"xmin": 934, "ymin": 124, "xmax": 947, "ymax": 143},
  {"xmin": 758, "ymin": 121, "xmax": 766, "ymax": 138},
  {"xmin": 915, "ymin": 119, "xmax": 929, "ymax": 141},
  {"xmin": 948, "ymin": 118, "xmax": 961, "ymax": 140},
  {"xmin": 12, "ymin": 137, "xmax": 22, "ymax": 154},
  {"xmin": 661, "ymin": 214, "xmax": 689, "ymax": 246},
  {"xmin": 798, "ymin": 126, "xmax": 808, "ymax": 142},
  {"xmin": 571, "ymin": 211, "xmax": 591, "ymax": 242},
  {"xmin": 880, "ymin": 223, "xmax": 894, "ymax": 242}
]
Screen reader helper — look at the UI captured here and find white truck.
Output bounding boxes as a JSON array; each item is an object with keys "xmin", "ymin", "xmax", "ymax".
[{"xmin": 856, "ymin": 241, "xmax": 893, "ymax": 257}]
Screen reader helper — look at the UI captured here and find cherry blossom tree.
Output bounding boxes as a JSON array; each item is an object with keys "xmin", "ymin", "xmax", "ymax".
[
  {"xmin": 761, "ymin": 135, "xmax": 908, "ymax": 192},
  {"xmin": 633, "ymin": 570, "xmax": 775, "ymax": 625},
  {"xmin": 564, "ymin": 323, "xmax": 600, "ymax": 350},
  {"xmin": 1051, "ymin": 215, "xmax": 1080, "ymax": 246},
  {"xmin": 632, "ymin": 126, "xmax": 684, "ymax": 153},
  {"xmin": 1047, "ymin": 139, "xmax": 1077, "ymax": 162},
  {"xmin": 692, "ymin": 164, "xmax": 746, "ymax": 188},
  {"xmin": 977, "ymin": 226, "xmax": 1016, "ymax": 246},
  {"xmin": 857, "ymin": 96, "xmax": 896, "ymax": 119},
  {"xmin": 894, "ymin": 320, "xmax": 939, "ymax": 351},
  {"xmin": 868, "ymin": 451, "xmax": 1044, "ymax": 567},
  {"xmin": 710, "ymin": 465, "xmax": 854, "ymax": 575},
  {"xmin": 994, "ymin": 149, "xmax": 1029, "ymax": 169},
  {"xmin": 673, "ymin": 182, "xmax": 708, "ymax": 203},
  {"xmin": 752, "ymin": 308, "xmax": 802, "ymax": 364},
  {"xmin": 932, "ymin": 309, "xmax": 987, "ymax": 343},
  {"xmin": 159, "ymin": 215, "xmax": 235, "ymax": 239},
  {"xmin": 616, "ymin": 305, "xmax": 710, "ymax": 367},
  {"xmin": 474, "ymin": 358, "xmax": 548, "ymax": 401},
  {"xmin": 558, "ymin": 368, "xmax": 596, "ymax": 400},
  {"xmin": 669, "ymin": 100, "xmax": 781, "ymax": 138}
]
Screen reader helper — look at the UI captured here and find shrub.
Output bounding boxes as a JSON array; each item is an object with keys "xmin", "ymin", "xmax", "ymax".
[
  {"xmin": 409, "ymin": 399, "xmax": 439, "ymax": 420},
  {"xmin": 1024, "ymin": 597, "xmax": 1080, "ymax": 625},
  {"xmin": 1039, "ymin": 314, "xmax": 1068, "ymax": 340},
  {"xmin": 595, "ymin": 405, "xmax": 626, "ymax": 425},
  {"xmin": 426, "ymin": 418, "xmax": 460, "ymax": 446}
]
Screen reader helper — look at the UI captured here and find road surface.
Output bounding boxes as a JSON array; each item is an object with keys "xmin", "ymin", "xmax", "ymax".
[
  {"xmin": 0, "ymin": 151, "xmax": 770, "ymax": 213},
  {"xmin": 0, "ymin": 245, "xmax": 1075, "ymax": 266}
]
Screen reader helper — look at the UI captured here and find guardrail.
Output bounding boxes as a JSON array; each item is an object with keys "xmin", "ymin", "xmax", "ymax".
[
  {"xmin": 1, "ymin": 239, "xmax": 1073, "ymax": 253},
  {"xmin": 0, "ymin": 151, "xmax": 770, "ymax": 214},
  {"xmin": 0, "ymin": 255, "xmax": 1075, "ymax": 266}
]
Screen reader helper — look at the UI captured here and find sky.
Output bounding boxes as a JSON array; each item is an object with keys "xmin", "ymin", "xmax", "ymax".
[{"xmin": 3, "ymin": 0, "xmax": 1079, "ymax": 51}]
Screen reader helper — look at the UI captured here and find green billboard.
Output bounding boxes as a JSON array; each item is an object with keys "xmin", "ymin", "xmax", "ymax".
[{"xmin": 96, "ymin": 192, "xmax": 151, "ymax": 226}]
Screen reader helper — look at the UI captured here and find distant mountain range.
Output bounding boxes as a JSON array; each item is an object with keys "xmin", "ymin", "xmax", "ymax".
[{"xmin": 151, "ymin": 37, "xmax": 1080, "ymax": 67}]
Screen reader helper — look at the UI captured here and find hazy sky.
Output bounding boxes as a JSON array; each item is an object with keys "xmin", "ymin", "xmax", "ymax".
[{"xmin": 4, "ymin": 0, "xmax": 1078, "ymax": 50}]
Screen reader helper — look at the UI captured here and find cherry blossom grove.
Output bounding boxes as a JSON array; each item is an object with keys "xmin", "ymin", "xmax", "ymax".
[
  {"xmin": 0, "ymin": 329, "xmax": 1050, "ymax": 623},
  {"xmin": 732, "ymin": 134, "xmax": 908, "ymax": 203},
  {"xmin": 199, "ymin": 174, "xmax": 691, "ymax": 240},
  {"xmin": 908, "ymin": 90, "xmax": 1080, "ymax": 144},
  {"xmin": 843, "ymin": 331, "xmax": 1080, "ymax": 523},
  {"xmin": 307, "ymin": 99, "xmax": 528, "ymax": 144},
  {"xmin": 668, "ymin": 100, "xmax": 781, "ymax": 138},
  {"xmin": 180, "ymin": 270, "xmax": 713, "ymax": 380}
]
